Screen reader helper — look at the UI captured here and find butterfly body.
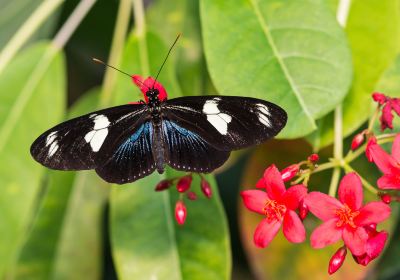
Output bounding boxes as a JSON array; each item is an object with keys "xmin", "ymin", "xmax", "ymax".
[{"xmin": 31, "ymin": 75, "xmax": 287, "ymax": 184}]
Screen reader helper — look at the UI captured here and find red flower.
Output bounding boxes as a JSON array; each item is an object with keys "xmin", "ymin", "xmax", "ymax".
[
  {"xmin": 241, "ymin": 165, "xmax": 307, "ymax": 248},
  {"xmin": 132, "ymin": 75, "xmax": 168, "ymax": 103},
  {"xmin": 367, "ymin": 134, "xmax": 400, "ymax": 190},
  {"xmin": 304, "ymin": 173, "xmax": 391, "ymax": 256},
  {"xmin": 353, "ymin": 225, "xmax": 388, "ymax": 266},
  {"xmin": 372, "ymin": 92, "xmax": 400, "ymax": 131}
]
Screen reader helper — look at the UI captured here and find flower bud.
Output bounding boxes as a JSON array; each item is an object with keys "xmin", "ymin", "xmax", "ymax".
[
  {"xmin": 155, "ymin": 179, "xmax": 173, "ymax": 191},
  {"xmin": 299, "ymin": 200, "xmax": 309, "ymax": 220},
  {"xmin": 380, "ymin": 194, "xmax": 391, "ymax": 204},
  {"xmin": 187, "ymin": 191, "xmax": 197, "ymax": 200},
  {"xmin": 328, "ymin": 246, "xmax": 347, "ymax": 275},
  {"xmin": 175, "ymin": 200, "xmax": 187, "ymax": 225},
  {"xmin": 201, "ymin": 178, "xmax": 212, "ymax": 198},
  {"xmin": 308, "ymin": 153, "xmax": 319, "ymax": 163},
  {"xmin": 372, "ymin": 92, "xmax": 386, "ymax": 105},
  {"xmin": 351, "ymin": 133, "xmax": 365, "ymax": 151},
  {"xmin": 281, "ymin": 164, "xmax": 299, "ymax": 182},
  {"xmin": 176, "ymin": 175, "xmax": 192, "ymax": 193},
  {"xmin": 365, "ymin": 136, "xmax": 377, "ymax": 162}
]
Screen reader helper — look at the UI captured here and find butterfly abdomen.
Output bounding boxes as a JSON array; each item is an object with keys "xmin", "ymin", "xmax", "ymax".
[{"xmin": 152, "ymin": 122, "xmax": 165, "ymax": 174}]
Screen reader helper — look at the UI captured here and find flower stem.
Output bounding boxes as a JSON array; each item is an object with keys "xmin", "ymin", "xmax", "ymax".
[
  {"xmin": 342, "ymin": 162, "xmax": 378, "ymax": 194},
  {"xmin": 132, "ymin": 0, "xmax": 150, "ymax": 76},
  {"xmin": 99, "ymin": 0, "xmax": 132, "ymax": 107},
  {"xmin": 52, "ymin": 0, "xmax": 97, "ymax": 50},
  {"xmin": 0, "ymin": 0, "xmax": 65, "ymax": 74},
  {"xmin": 367, "ymin": 105, "xmax": 381, "ymax": 131},
  {"xmin": 329, "ymin": 105, "xmax": 343, "ymax": 197}
]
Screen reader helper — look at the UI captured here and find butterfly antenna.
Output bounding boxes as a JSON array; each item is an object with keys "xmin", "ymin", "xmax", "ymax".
[
  {"xmin": 92, "ymin": 58, "xmax": 147, "ymax": 88},
  {"xmin": 152, "ymin": 33, "xmax": 181, "ymax": 88}
]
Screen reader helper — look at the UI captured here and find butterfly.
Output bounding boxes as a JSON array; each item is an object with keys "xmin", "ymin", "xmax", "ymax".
[{"xmin": 30, "ymin": 37, "xmax": 287, "ymax": 184}]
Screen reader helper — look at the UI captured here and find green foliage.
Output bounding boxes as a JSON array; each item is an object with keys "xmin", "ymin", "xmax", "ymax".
[
  {"xmin": 0, "ymin": 42, "xmax": 65, "ymax": 277},
  {"xmin": 201, "ymin": 0, "xmax": 352, "ymax": 138}
]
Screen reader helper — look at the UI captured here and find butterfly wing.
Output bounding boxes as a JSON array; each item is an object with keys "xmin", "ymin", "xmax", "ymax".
[
  {"xmin": 162, "ymin": 119, "xmax": 230, "ymax": 173},
  {"xmin": 30, "ymin": 104, "xmax": 148, "ymax": 170},
  {"xmin": 95, "ymin": 121, "xmax": 156, "ymax": 184},
  {"xmin": 162, "ymin": 96, "xmax": 287, "ymax": 151}
]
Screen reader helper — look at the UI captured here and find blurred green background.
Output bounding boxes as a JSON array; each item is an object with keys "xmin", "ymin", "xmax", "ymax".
[{"xmin": 1, "ymin": 0, "xmax": 400, "ymax": 279}]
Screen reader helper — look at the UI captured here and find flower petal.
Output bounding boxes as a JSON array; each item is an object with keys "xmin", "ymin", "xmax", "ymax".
[
  {"xmin": 253, "ymin": 218, "xmax": 282, "ymax": 248},
  {"xmin": 283, "ymin": 210, "xmax": 305, "ymax": 243},
  {"xmin": 256, "ymin": 178, "xmax": 267, "ymax": 189},
  {"xmin": 263, "ymin": 165, "xmax": 286, "ymax": 200},
  {"xmin": 338, "ymin": 172, "xmax": 363, "ymax": 210},
  {"xmin": 391, "ymin": 134, "xmax": 400, "ymax": 163},
  {"xmin": 240, "ymin": 190, "xmax": 269, "ymax": 215},
  {"xmin": 369, "ymin": 143, "xmax": 399, "ymax": 174},
  {"xmin": 281, "ymin": 184, "xmax": 308, "ymax": 210},
  {"xmin": 310, "ymin": 219, "xmax": 342, "ymax": 249},
  {"xmin": 343, "ymin": 227, "xmax": 368, "ymax": 256},
  {"xmin": 355, "ymin": 202, "xmax": 391, "ymax": 226},
  {"xmin": 377, "ymin": 174, "xmax": 400, "ymax": 190},
  {"xmin": 131, "ymin": 75, "xmax": 168, "ymax": 102},
  {"xmin": 304, "ymin": 192, "xmax": 343, "ymax": 221},
  {"xmin": 366, "ymin": 230, "xmax": 388, "ymax": 259}
]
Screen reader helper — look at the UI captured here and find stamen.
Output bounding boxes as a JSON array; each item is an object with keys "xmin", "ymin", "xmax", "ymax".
[
  {"xmin": 262, "ymin": 200, "xmax": 286, "ymax": 222},
  {"xmin": 335, "ymin": 204, "xmax": 359, "ymax": 228}
]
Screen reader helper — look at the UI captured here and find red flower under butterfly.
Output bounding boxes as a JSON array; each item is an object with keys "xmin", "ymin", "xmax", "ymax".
[
  {"xmin": 366, "ymin": 134, "xmax": 400, "ymax": 190},
  {"xmin": 241, "ymin": 165, "xmax": 307, "ymax": 248},
  {"xmin": 132, "ymin": 75, "xmax": 168, "ymax": 103},
  {"xmin": 372, "ymin": 92, "xmax": 400, "ymax": 131},
  {"xmin": 304, "ymin": 173, "xmax": 391, "ymax": 256}
]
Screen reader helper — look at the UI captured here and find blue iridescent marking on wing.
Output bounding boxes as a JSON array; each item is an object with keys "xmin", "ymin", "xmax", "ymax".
[
  {"xmin": 163, "ymin": 120, "xmax": 208, "ymax": 152},
  {"xmin": 114, "ymin": 122, "xmax": 153, "ymax": 162}
]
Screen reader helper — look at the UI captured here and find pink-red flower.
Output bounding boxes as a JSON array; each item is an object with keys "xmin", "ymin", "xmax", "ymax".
[
  {"xmin": 132, "ymin": 75, "xmax": 168, "ymax": 103},
  {"xmin": 304, "ymin": 173, "xmax": 391, "ymax": 257},
  {"xmin": 241, "ymin": 165, "xmax": 307, "ymax": 248},
  {"xmin": 367, "ymin": 134, "xmax": 400, "ymax": 190},
  {"xmin": 353, "ymin": 224, "xmax": 388, "ymax": 266},
  {"xmin": 372, "ymin": 92, "xmax": 400, "ymax": 131}
]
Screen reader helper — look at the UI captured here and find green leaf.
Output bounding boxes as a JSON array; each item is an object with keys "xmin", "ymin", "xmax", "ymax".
[
  {"xmin": 12, "ymin": 89, "xmax": 107, "ymax": 280},
  {"xmin": 200, "ymin": 0, "xmax": 352, "ymax": 138},
  {"xmin": 308, "ymin": 0, "xmax": 400, "ymax": 149},
  {"xmin": 110, "ymin": 31, "xmax": 231, "ymax": 280},
  {"xmin": 0, "ymin": 42, "xmax": 65, "ymax": 277},
  {"xmin": 111, "ymin": 172, "xmax": 231, "ymax": 280},
  {"xmin": 0, "ymin": 0, "xmax": 60, "ymax": 49}
]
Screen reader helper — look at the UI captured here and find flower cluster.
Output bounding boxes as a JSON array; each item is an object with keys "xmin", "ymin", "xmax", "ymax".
[
  {"xmin": 241, "ymin": 92, "xmax": 399, "ymax": 275},
  {"xmin": 155, "ymin": 173, "xmax": 213, "ymax": 225}
]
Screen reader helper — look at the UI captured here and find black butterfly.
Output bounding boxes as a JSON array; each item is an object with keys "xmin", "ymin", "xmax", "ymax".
[{"xmin": 30, "ymin": 37, "xmax": 287, "ymax": 184}]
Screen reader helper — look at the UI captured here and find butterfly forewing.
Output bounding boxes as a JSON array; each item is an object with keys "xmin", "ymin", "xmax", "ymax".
[
  {"xmin": 162, "ymin": 96, "xmax": 287, "ymax": 151},
  {"xmin": 30, "ymin": 104, "xmax": 148, "ymax": 170},
  {"xmin": 162, "ymin": 119, "xmax": 230, "ymax": 173}
]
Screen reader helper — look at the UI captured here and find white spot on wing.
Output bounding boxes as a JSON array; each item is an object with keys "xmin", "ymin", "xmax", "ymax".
[
  {"xmin": 202, "ymin": 98, "xmax": 232, "ymax": 135},
  {"xmin": 257, "ymin": 103, "xmax": 271, "ymax": 116},
  {"xmin": 48, "ymin": 142, "xmax": 59, "ymax": 157},
  {"xmin": 84, "ymin": 114, "xmax": 110, "ymax": 152},
  {"xmin": 258, "ymin": 113, "xmax": 272, "ymax": 127},
  {"xmin": 46, "ymin": 131, "xmax": 57, "ymax": 146}
]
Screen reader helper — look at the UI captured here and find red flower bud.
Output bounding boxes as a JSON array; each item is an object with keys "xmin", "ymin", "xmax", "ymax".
[
  {"xmin": 380, "ymin": 194, "xmax": 391, "ymax": 204},
  {"xmin": 201, "ymin": 178, "xmax": 212, "ymax": 198},
  {"xmin": 299, "ymin": 200, "xmax": 309, "ymax": 220},
  {"xmin": 365, "ymin": 136, "xmax": 377, "ymax": 162},
  {"xmin": 175, "ymin": 200, "xmax": 187, "ymax": 225},
  {"xmin": 372, "ymin": 92, "xmax": 387, "ymax": 105},
  {"xmin": 155, "ymin": 179, "xmax": 173, "ymax": 191},
  {"xmin": 328, "ymin": 246, "xmax": 347, "ymax": 275},
  {"xmin": 308, "ymin": 153, "xmax": 319, "ymax": 163},
  {"xmin": 187, "ymin": 191, "xmax": 197, "ymax": 200},
  {"xmin": 351, "ymin": 133, "xmax": 365, "ymax": 151},
  {"xmin": 176, "ymin": 175, "xmax": 192, "ymax": 193},
  {"xmin": 281, "ymin": 164, "xmax": 299, "ymax": 182}
]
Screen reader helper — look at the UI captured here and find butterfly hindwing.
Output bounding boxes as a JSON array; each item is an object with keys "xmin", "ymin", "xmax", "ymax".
[
  {"xmin": 95, "ymin": 121, "xmax": 156, "ymax": 184},
  {"xmin": 162, "ymin": 119, "xmax": 230, "ymax": 173},
  {"xmin": 162, "ymin": 96, "xmax": 287, "ymax": 151},
  {"xmin": 30, "ymin": 104, "xmax": 148, "ymax": 170}
]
